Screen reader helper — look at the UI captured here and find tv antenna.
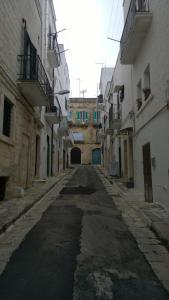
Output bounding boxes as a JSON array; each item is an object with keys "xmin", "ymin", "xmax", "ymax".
[{"xmin": 80, "ymin": 89, "xmax": 87, "ymax": 98}]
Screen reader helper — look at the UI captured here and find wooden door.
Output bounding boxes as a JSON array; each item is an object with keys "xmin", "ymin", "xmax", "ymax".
[
  {"xmin": 142, "ymin": 143, "xmax": 153, "ymax": 202},
  {"xmin": 35, "ymin": 135, "xmax": 40, "ymax": 177},
  {"xmin": 124, "ymin": 140, "xmax": 128, "ymax": 178},
  {"xmin": 92, "ymin": 148, "xmax": 101, "ymax": 165},
  {"xmin": 20, "ymin": 134, "xmax": 29, "ymax": 188}
]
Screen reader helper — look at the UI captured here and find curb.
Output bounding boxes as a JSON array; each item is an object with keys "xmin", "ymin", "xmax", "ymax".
[
  {"xmin": 97, "ymin": 167, "xmax": 169, "ymax": 248},
  {"xmin": 0, "ymin": 171, "xmax": 70, "ymax": 236}
]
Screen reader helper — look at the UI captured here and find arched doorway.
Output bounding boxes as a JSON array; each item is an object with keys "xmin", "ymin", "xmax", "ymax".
[
  {"xmin": 92, "ymin": 148, "xmax": 101, "ymax": 165},
  {"xmin": 71, "ymin": 147, "xmax": 81, "ymax": 164}
]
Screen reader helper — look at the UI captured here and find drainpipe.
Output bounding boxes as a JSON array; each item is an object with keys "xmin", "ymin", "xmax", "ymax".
[
  {"xmin": 50, "ymin": 67, "xmax": 55, "ymax": 176},
  {"xmin": 51, "ymin": 124, "xmax": 53, "ymax": 176}
]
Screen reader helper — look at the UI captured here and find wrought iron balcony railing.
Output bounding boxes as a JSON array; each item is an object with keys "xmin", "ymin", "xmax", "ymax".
[
  {"xmin": 45, "ymin": 105, "xmax": 57, "ymax": 113},
  {"xmin": 109, "ymin": 104, "xmax": 122, "ymax": 121},
  {"xmin": 45, "ymin": 105, "xmax": 59, "ymax": 125},
  {"xmin": 18, "ymin": 54, "xmax": 52, "ymax": 99},
  {"xmin": 75, "ymin": 119, "xmax": 89, "ymax": 126},
  {"xmin": 120, "ymin": 0, "xmax": 152, "ymax": 64},
  {"xmin": 121, "ymin": 0, "xmax": 150, "ymax": 45}
]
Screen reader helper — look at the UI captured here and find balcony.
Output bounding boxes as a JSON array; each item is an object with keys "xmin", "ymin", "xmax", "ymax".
[
  {"xmin": 63, "ymin": 132, "xmax": 74, "ymax": 148},
  {"xmin": 34, "ymin": 108, "xmax": 44, "ymax": 129},
  {"xmin": 106, "ymin": 128, "xmax": 114, "ymax": 135},
  {"xmin": 98, "ymin": 103, "xmax": 105, "ymax": 111},
  {"xmin": 17, "ymin": 55, "xmax": 52, "ymax": 106},
  {"xmin": 74, "ymin": 119, "xmax": 89, "ymax": 127},
  {"xmin": 58, "ymin": 116, "xmax": 69, "ymax": 137},
  {"xmin": 120, "ymin": 0, "xmax": 152, "ymax": 64},
  {"xmin": 96, "ymin": 130, "xmax": 102, "ymax": 144},
  {"xmin": 109, "ymin": 104, "xmax": 122, "ymax": 130},
  {"xmin": 98, "ymin": 128, "xmax": 106, "ymax": 140},
  {"xmin": 92, "ymin": 119, "xmax": 102, "ymax": 128},
  {"xmin": 47, "ymin": 34, "xmax": 61, "ymax": 68},
  {"xmin": 72, "ymin": 132, "xmax": 84, "ymax": 144},
  {"xmin": 97, "ymin": 94, "xmax": 103, "ymax": 103},
  {"xmin": 96, "ymin": 136, "xmax": 101, "ymax": 144},
  {"xmin": 67, "ymin": 112, "xmax": 73, "ymax": 126},
  {"xmin": 45, "ymin": 105, "xmax": 59, "ymax": 126}
]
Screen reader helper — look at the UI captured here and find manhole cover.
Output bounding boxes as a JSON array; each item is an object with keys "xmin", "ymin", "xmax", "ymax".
[{"xmin": 60, "ymin": 186, "xmax": 96, "ymax": 195}]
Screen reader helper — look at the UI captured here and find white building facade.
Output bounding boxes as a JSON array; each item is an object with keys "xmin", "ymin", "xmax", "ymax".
[
  {"xmin": 98, "ymin": 67, "xmax": 114, "ymax": 170},
  {"xmin": 107, "ymin": 0, "xmax": 169, "ymax": 210},
  {"xmin": 0, "ymin": 0, "xmax": 70, "ymax": 200}
]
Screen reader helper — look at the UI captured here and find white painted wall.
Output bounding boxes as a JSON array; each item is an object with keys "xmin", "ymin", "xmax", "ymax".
[
  {"xmin": 131, "ymin": 0, "xmax": 169, "ymax": 210},
  {"xmin": 0, "ymin": 0, "xmax": 42, "ymax": 82},
  {"xmin": 53, "ymin": 44, "xmax": 70, "ymax": 171},
  {"xmin": 122, "ymin": 0, "xmax": 131, "ymax": 22},
  {"xmin": 113, "ymin": 0, "xmax": 169, "ymax": 210},
  {"xmin": 99, "ymin": 67, "xmax": 113, "ymax": 97}
]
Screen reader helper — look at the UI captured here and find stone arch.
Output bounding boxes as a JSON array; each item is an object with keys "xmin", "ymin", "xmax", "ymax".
[{"xmin": 71, "ymin": 147, "xmax": 81, "ymax": 164}]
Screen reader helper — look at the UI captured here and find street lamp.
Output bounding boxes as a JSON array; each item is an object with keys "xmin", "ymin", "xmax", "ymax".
[{"xmin": 55, "ymin": 90, "xmax": 70, "ymax": 95}]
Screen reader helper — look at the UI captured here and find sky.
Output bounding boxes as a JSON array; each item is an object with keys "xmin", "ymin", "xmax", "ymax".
[{"xmin": 53, "ymin": 0, "xmax": 124, "ymax": 98}]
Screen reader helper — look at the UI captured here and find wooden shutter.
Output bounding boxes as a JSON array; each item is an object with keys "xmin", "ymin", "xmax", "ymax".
[{"xmin": 93, "ymin": 111, "xmax": 96, "ymax": 121}]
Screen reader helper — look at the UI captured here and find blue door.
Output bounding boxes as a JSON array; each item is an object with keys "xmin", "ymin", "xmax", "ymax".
[{"xmin": 92, "ymin": 148, "xmax": 101, "ymax": 165}]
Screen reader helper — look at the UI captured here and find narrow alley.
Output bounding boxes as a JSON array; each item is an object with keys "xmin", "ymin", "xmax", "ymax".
[{"xmin": 0, "ymin": 166, "xmax": 168, "ymax": 300}]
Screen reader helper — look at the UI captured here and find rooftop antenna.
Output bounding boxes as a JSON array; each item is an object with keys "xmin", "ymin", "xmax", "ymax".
[{"xmin": 80, "ymin": 89, "xmax": 87, "ymax": 98}]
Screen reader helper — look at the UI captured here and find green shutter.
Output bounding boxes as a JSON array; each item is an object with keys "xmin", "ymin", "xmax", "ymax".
[{"xmin": 93, "ymin": 111, "xmax": 96, "ymax": 121}]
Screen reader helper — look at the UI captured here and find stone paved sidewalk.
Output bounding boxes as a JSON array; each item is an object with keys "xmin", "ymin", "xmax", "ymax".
[
  {"xmin": 0, "ymin": 169, "xmax": 72, "ymax": 235},
  {"xmin": 97, "ymin": 166, "xmax": 169, "ymax": 248},
  {"xmin": 95, "ymin": 166, "xmax": 169, "ymax": 293}
]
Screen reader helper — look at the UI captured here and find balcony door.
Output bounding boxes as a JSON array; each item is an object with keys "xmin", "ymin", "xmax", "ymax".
[
  {"xmin": 24, "ymin": 29, "xmax": 37, "ymax": 79},
  {"xmin": 136, "ymin": 0, "xmax": 146, "ymax": 11}
]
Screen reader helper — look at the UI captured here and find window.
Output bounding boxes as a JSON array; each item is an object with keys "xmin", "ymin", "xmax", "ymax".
[
  {"xmin": 136, "ymin": 0, "xmax": 147, "ymax": 11},
  {"xmin": 143, "ymin": 64, "xmax": 151, "ymax": 100},
  {"xmin": 136, "ymin": 80, "xmax": 142, "ymax": 110},
  {"xmin": 76, "ymin": 111, "xmax": 89, "ymax": 122},
  {"xmin": 65, "ymin": 98, "xmax": 67, "ymax": 110},
  {"xmin": 93, "ymin": 111, "xmax": 100, "ymax": 122},
  {"xmin": 67, "ymin": 111, "xmax": 72, "ymax": 121},
  {"xmin": 48, "ymin": 25, "xmax": 52, "ymax": 50},
  {"xmin": 3, "ymin": 97, "xmax": 13, "ymax": 137},
  {"xmin": 119, "ymin": 85, "xmax": 124, "ymax": 102}
]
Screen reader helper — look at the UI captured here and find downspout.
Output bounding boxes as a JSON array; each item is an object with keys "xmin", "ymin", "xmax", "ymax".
[
  {"xmin": 51, "ymin": 68, "xmax": 55, "ymax": 176},
  {"xmin": 51, "ymin": 124, "xmax": 53, "ymax": 176}
]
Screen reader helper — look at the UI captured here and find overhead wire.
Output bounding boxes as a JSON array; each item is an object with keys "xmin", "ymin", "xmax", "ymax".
[
  {"xmin": 107, "ymin": 0, "xmax": 115, "ymax": 36},
  {"xmin": 107, "ymin": 0, "xmax": 124, "ymax": 41}
]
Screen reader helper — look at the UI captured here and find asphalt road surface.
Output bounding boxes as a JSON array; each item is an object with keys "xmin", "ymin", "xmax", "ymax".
[{"xmin": 0, "ymin": 166, "xmax": 168, "ymax": 300}]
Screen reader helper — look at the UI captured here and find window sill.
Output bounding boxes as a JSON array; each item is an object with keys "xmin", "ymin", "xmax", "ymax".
[
  {"xmin": 136, "ymin": 94, "xmax": 154, "ymax": 118},
  {"xmin": 0, "ymin": 134, "xmax": 14, "ymax": 146}
]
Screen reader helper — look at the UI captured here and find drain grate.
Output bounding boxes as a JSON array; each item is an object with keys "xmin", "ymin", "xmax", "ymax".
[{"xmin": 60, "ymin": 185, "xmax": 96, "ymax": 195}]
